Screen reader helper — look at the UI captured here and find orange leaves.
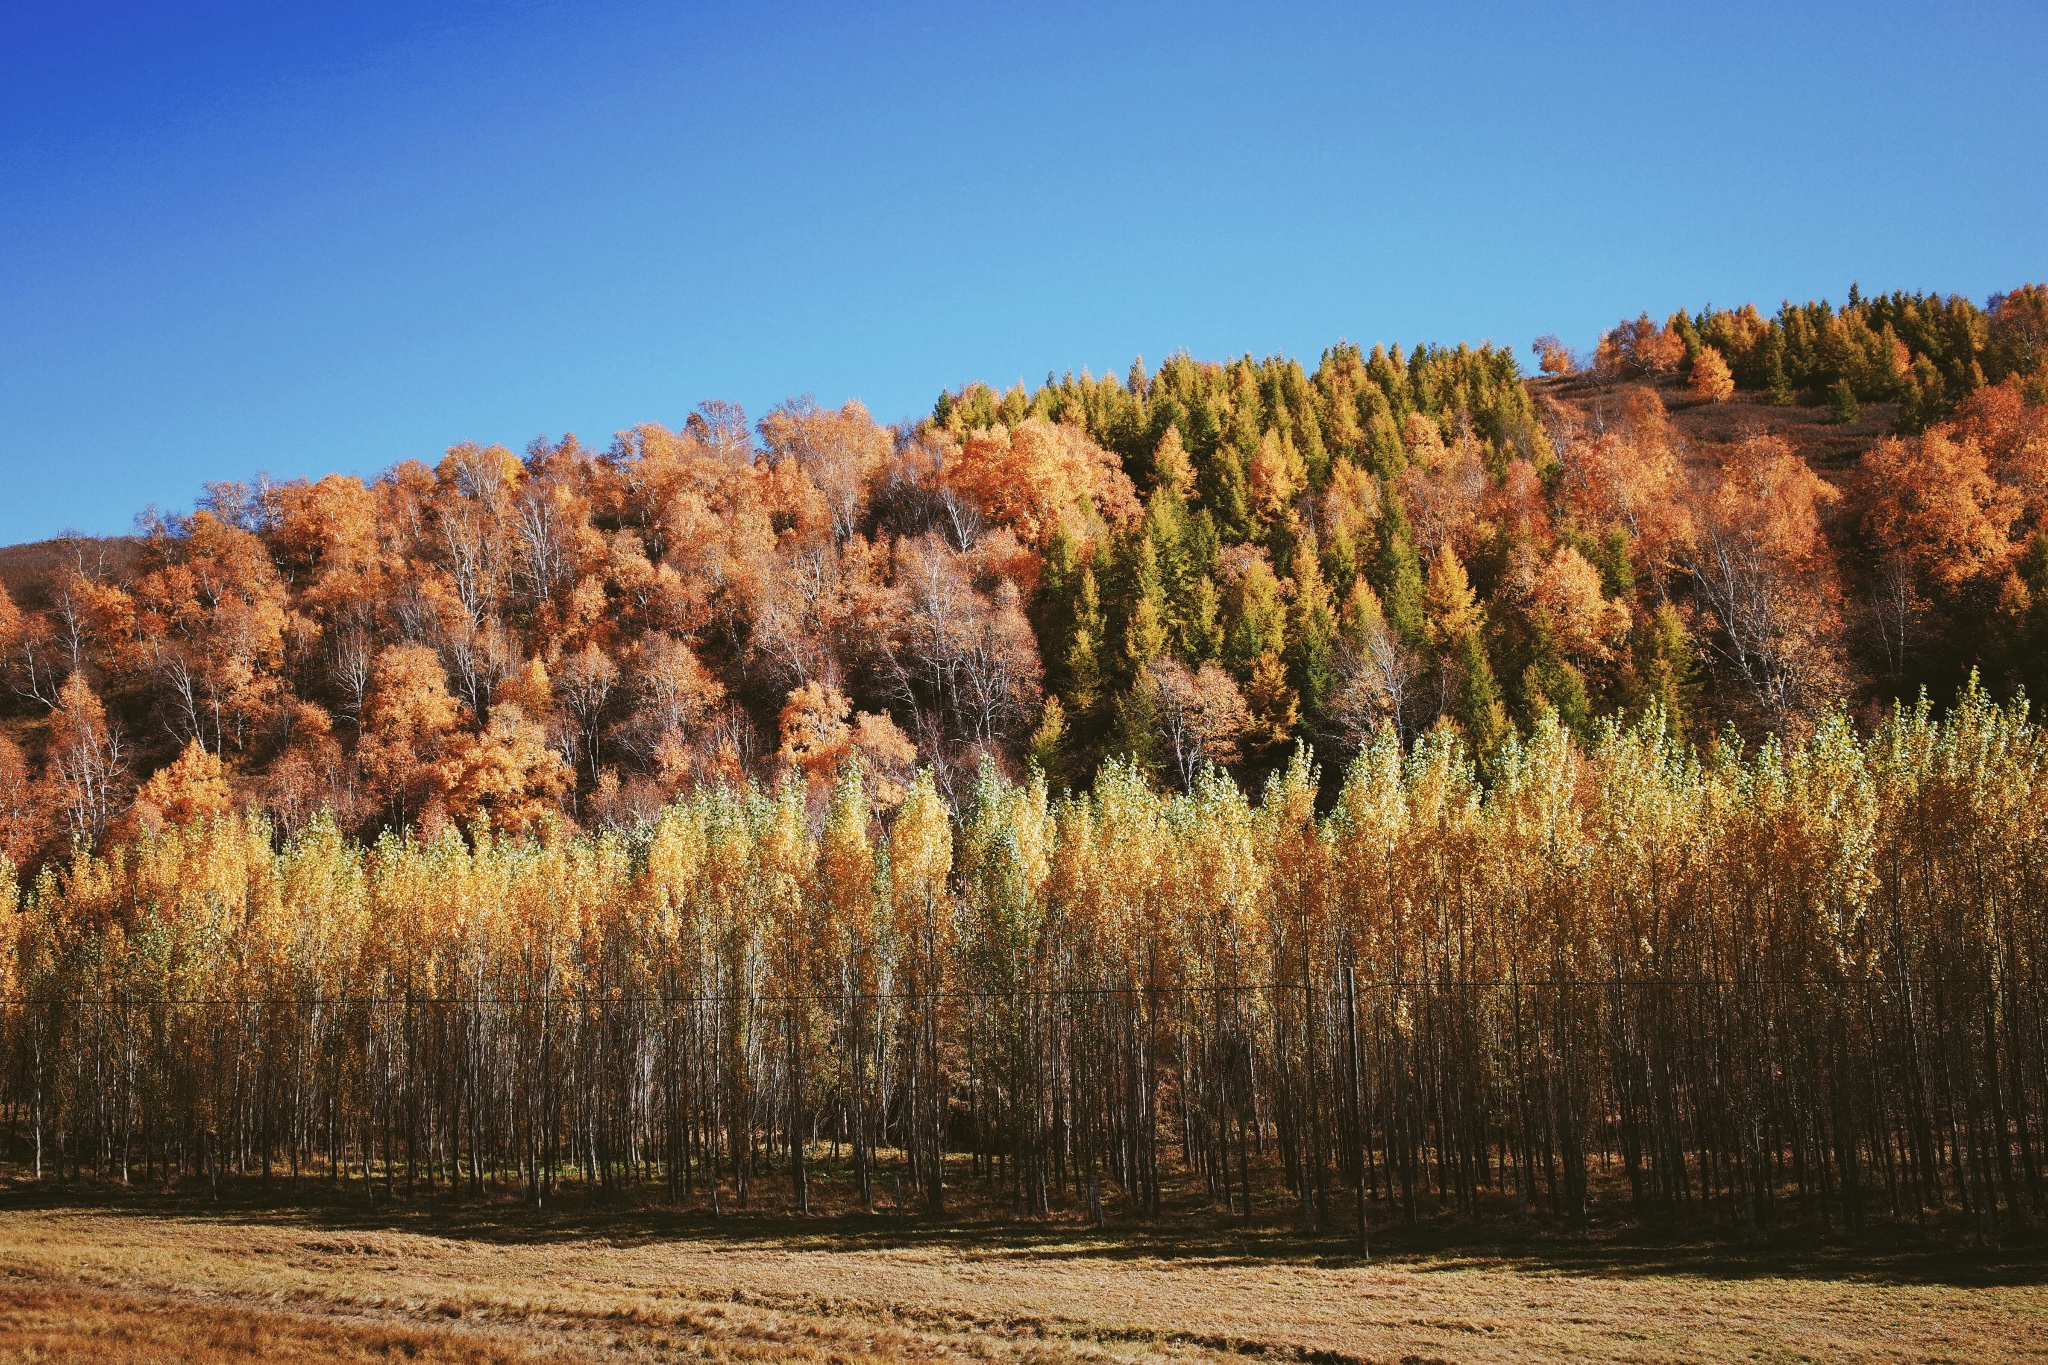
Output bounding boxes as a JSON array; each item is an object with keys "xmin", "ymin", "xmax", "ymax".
[
  {"xmin": 31, "ymin": 317, "xmax": 2048, "ymax": 869},
  {"xmin": 758, "ymin": 398, "xmax": 892, "ymax": 545},
  {"xmin": 1554, "ymin": 386, "xmax": 1688, "ymax": 575},
  {"xmin": 436, "ymin": 703, "xmax": 569, "ymax": 837},
  {"xmin": 127, "ymin": 738, "xmax": 233, "ymax": 837},
  {"xmin": 435, "ymin": 441, "xmax": 525, "ymax": 504},
  {"xmin": 1987, "ymin": 283, "xmax": 2048, "ymax": 379},
  {"xmin": 1678, "ymin": 434, "xmax": 1845, "ymax": 728},
  {"xmin": 776, "ymin": 681, "xmax": 916, "ymax": 807},
  {"xmin": 1689, "ymin": 346, "xmax": 1735, "ymax": 402},
  {"xmin": 0, "ymin": 733, "xmax": 41, "ymax": 866},
  {"xmin": 357, "ymin": 644, "xmax": 459, "ymax": 822},
  {"xmin": 1595, "ymin": 312, "xmax": 1687, "ymax": 379},
  {"xmin": 123, "ymin": 511, "xmax": 293, "ymax": 753},
  {"xmin": 1422, "ymin": 545, "xmax": 1482, "ymax": 653},
  {"xmin": 266, "ymin": 473, "xmax": 380, "ymax": 587},
  {"xmin": 1861, "ymin": 426, "xmax": 2021, "ymax": 598},
  {"xmin": 263, "ymin": 701, "xmax": 354, "ymax": 836},
  {"xmin": 1530, "ymin": 545, "xmax": 1630, "ymax": 665},
  {"xmin": 1712, "ymin": 433, "xmax": 1839, "ymax": 569},
  {"xmin": 623, "ymin": 633, "xmax": 723, "ymax": 783},
  {"xmin": 364, "ymin": 644, "xmax": 460, "ymax": 745},
  {"xmin": 1246, "ymin": 429, "xmax": 1306, "ymax": 533},
  {"xmin": 43, "ymin": 672, "xmax": 126, "ymax": 845},
  {"xmin": 1397, "ymin": 420, "xmax": 1488, "ymax": 564},
  {"xmin": 777, "ymin": 680, "xmax": 850, "ymax": 778},
  {"xmin": 944, "ymin": 418, "xmax": 1138, "ymax": 550},
  {"xmin": 1242, "ymin": 650, "xmax": 1300, "ymax": 754},
  {"xmin": 556, "ymin": 642, "xmax": 620, "ymax": 782},
  {"xmin": 1531, "ymin": 334, "xmax": 1578, "ymax": 375},
  {"xmin": 1954, "ymin": 379, "xmax": 2048, "ymax": 526},
  {"xmin": 881, "ymin": 532, "xmax": 1044, "ymax": 760}
]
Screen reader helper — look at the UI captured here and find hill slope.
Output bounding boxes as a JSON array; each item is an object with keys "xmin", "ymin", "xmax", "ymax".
[{"xmin": 0, "ymin": 284, "xmax": 2045, "ymax": 864}]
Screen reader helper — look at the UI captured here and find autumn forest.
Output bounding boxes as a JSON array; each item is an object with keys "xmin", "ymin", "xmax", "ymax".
[{"xmin": 4, "ymin": 284, "xmax": 2048, "ymax": 1244}]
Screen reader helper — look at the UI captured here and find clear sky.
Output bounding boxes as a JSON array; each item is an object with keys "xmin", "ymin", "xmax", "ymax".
[{"xmin": 3, "ymin": 1, "xmax": 2045, "ymax": 545}]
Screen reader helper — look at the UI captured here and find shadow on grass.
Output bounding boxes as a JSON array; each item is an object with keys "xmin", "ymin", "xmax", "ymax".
[{"xmin": 3, "ymin": 1166, "xmax": 2041, "ymax": 1289}]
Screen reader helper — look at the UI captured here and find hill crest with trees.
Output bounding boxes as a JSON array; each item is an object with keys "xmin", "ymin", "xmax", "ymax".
[{"xmin": 1, "ymin": 283, "xmax": 2046, "ymax": 869}]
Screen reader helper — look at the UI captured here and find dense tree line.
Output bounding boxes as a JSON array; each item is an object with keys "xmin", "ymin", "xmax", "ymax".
[
  {"xmin": 1587, "ymin": 283, "xmax": 2048, "ymax": 430},
  {"xmin": 4, "ymin": 695, "xmax": 2043, "ymax": 1245}
]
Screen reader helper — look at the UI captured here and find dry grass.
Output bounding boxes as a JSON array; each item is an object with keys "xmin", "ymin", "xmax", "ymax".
[
  {"xmin": 0, "ymin": 1279, "xmax": 547, "ymax": 1363},
  {"xmin": 0, "ymin": 1193, "xmax": 2041, "ymax": 1365}
]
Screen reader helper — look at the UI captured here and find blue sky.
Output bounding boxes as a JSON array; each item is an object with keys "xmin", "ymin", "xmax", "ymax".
[{"xmin": 3, "ymin": 1, "xmax": 2045, "ymax": 544}]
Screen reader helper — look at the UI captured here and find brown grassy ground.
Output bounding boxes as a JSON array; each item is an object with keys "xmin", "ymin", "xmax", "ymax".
[{"xmin": 0, "ymin": 1188, "xmax": 2040, "ymax": 1365}]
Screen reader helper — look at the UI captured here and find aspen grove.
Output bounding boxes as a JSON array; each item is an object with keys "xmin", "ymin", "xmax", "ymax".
[{"xmin": 5, "ymin": 692, "xmax": 2045, "ymax": 1244}]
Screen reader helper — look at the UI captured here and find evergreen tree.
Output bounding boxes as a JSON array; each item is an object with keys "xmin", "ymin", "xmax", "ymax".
[
  {"xmin": 1828, "ymin": 377, "xmax": 1861, "ymax": 423},
  {"xmin": 1181, "ymin": 576, "xmax": 1224, "ymax": 664},
  {"xmin": 1225, "ymin": 555, "xmax": 1288, "ymax": 677},
  {"xmin": 1456, "ymin": 630, "xmax": 1510, "ymax": 763},
  {"xmin": 1036, "ymin": 528, "xmax": 1082, "ymax": 690},
  {"xmin": 1068, "ymin": 566, "xmax": 1106, "ymax": 716},
  {"xmin": 1201, "ymin": 442, "xmax": 1252, "ymax": 540},
  {"xmin": 1110, "ymin": 670, "xmax": 1164, "ymax": 777},
  {"xmin": 1116, "ymin": 535, "xmax": 1169, "ymax": 681},
  {"xmin": 1623, "ymin": 602, "xmax": 1700, "ymax": 730},
  {"xmin": 1026, "ymin": 695, "xmax": 1069, "ymax": 789},
  {"xmin": 1364, "ymin": 408, "xmax": 1407, "ymax": 480},
  {"xmin": 1145, "ymin": 430, "xmax": 1197, "ymax": 628},
  {"xmin": 1767, "ymin": 334, "xmax": 1795, "ymax": 406},
  {"xmin": 1373, "ymin": 490, "xmax": 1428, "ymax": 643},
  {"xmin": 1285, "ymin": 541, "xmax": 1338, "ymax": 718}
]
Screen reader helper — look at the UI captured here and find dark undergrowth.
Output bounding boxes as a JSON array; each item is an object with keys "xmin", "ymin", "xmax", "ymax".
[{"xmin": 3, "ymin": 1153, "xmax": 2041, "ymax": 1289}]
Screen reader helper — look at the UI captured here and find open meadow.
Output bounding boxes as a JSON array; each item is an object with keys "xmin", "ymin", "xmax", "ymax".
[{"xmin": 0, "ymin": 1172, "xmax": 2041, "ymax": 1365}]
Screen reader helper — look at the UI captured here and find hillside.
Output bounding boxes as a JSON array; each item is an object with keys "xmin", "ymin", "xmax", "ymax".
[
  {"xmin": 1, "ymin": 284, "xmax": 2045, "ymax": 870},
  {"xmin": 0, "ymin": 535, "xmax": 143, "ymax": 606}
]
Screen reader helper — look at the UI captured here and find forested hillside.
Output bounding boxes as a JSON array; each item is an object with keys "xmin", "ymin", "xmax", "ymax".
[
  {"xmin": 1, "ymin": 284, "xmax": 2045, "ymax": 868},
  {"xmin": 5, "ymin": 285, "xmax": 2048, "ymax": 1241}
]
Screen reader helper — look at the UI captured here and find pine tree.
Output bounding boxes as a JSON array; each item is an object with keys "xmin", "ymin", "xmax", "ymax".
[
  {"xmin": 1201, "ymin": 443, "xmax": 1252, "ymax": 541},
  {"xmin": 1027, "ymin": 695, "xmax": 1069, "ymax": 789},
  {"xmin": 1285, "ymin": 541, "xmax": 1338, "ymax": 719},
  {"xmin": 1628, "ymin": 602, "xmax": 1701, "ymax": 729},
  {"xmin": 1181, "ymin": 576, "xmax": 1224, "ymax": 664},
  {"xmin": 1364, "ymin": 408, "xmax": 1407, "ymax": 480},
  {"xmin": 1767, "ymin": 335, "xmax": 1795, "ymax": 406},
  {"xmin": 1145, "ymin": 438, "xmax": 1196, "ymax": 630},
  {"xmin": 1828, "ymin": 377, "xmax": 1860, "ymax": 424},
  {"xmin": 1243, "ymin": 650, "xmax": 1301, "ymax": 753},
  {"xmin": 1689, "ymin": 346, "xmax": 1736, "ymax": 402},
  {"xmin": 1117, "ymin": 535, "xmax": 1169, "ymax": 680},
  {"xmin": 1068, "ymin": 567, "xmax": 1106, "ymax": 716},
  {"xmin": 1456, "ymin": 631, "xmax": 1510, "ymax": 764},
  {"xmin": 1036, "ymin": 527, "xmax": 1082, "ymax": 682},
  {"xmin": 1373, "ymin": 492, "xmax": 1428, "ymax": 643},
  {"xmin": 1225, "ymin": 555, "xmax": 1288, "ymax": 676}
]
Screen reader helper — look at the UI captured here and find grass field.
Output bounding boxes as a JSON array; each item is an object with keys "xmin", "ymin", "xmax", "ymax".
[{"xmin": 0, "ymin": 1182, "xmax": 2041, "ymax": 1365}]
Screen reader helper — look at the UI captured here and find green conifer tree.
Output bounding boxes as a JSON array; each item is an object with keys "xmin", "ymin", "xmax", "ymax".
[
  {"xmin": 1373, "ymin": 491, "xmax": 1428, "ymax": 643},
  {"xmin": 1767, "ymin": 335, "xmax": 1795, "ymax": 406},
  {"xmin": 1827, "ymin": 377, "xmax": 1860, "ymax": 423},
  {"xmin": 1225, "ymin": 555, "xmax": 1288, "ymax": 677},
  {"xmin": 1285, "ymin": 541, "xmax": 1338, "ymax": 718},
  {"xmin": 1181, "ymin": 576, "xmax": 1224, "ymax": 664},
  {"xmin": 1067, "ymin": 567, "xmax": 1105, "ymax": 716},
  {"xmin": 1118, "ymin": 536, "xmax": 1169, "ymax": 680},
  {"xmin": 1201, "ymin": 444, "xmax": 1252, "ymax": 541}
]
